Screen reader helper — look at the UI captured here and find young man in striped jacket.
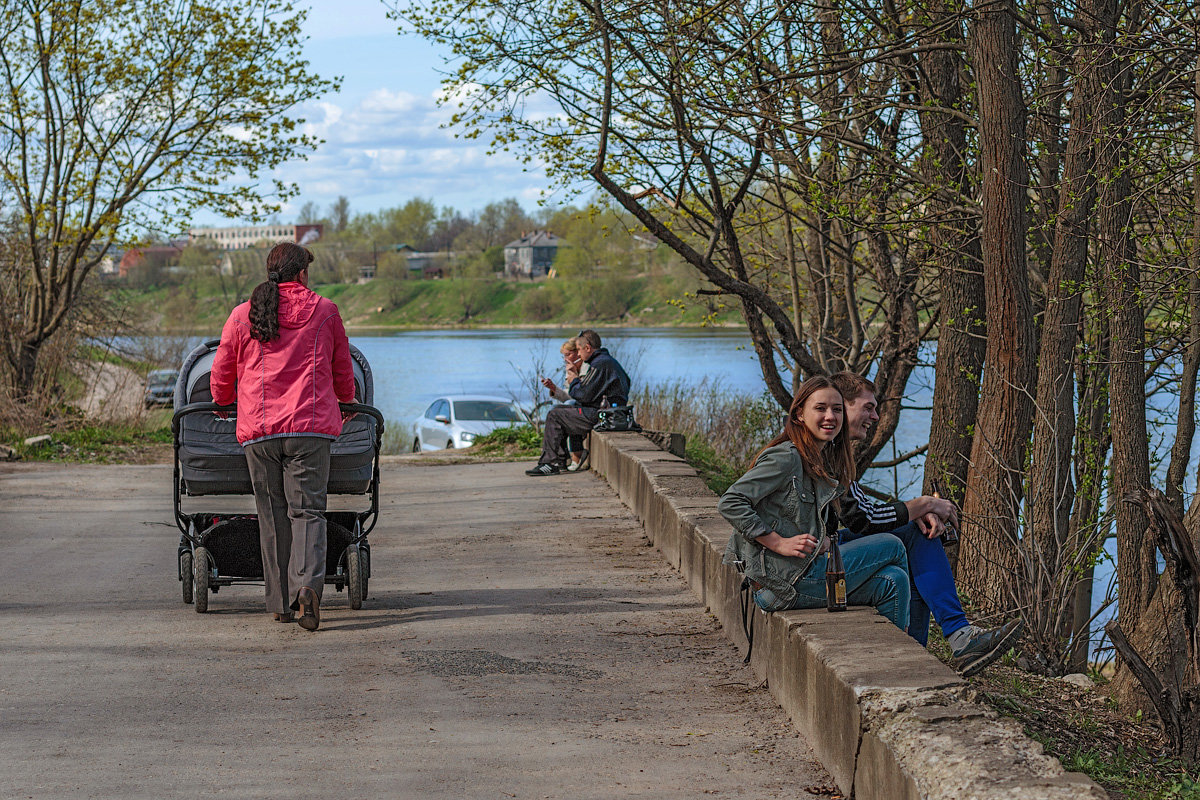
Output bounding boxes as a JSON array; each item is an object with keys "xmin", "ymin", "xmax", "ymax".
[{"xmin": 831, "ymin": 371, "xmax": 1022, "ymax": 677}]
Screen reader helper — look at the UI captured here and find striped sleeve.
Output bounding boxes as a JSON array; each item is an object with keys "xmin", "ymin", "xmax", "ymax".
[{"xmin": 839, "ymin": 481, "xmax": 910, "ymax": 535}]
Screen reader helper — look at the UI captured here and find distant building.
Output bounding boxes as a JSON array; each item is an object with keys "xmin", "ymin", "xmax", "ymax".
[
  {"xmin": 188, "ymin": 223, "xmax": 324, "ymax": 251},
  {"xmin": 119, "ymin": 241, "xmax": 186, "ymax": 278},
  {"xmin": 504, "ymin": 230, "xmax": 562, "ymax": 278},
  {"xmin": 406, "ymin": 249, "xmax": 460, "ymax": 280}
]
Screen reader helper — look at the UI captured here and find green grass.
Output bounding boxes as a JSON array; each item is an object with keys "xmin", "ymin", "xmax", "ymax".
[
  {"xmin": 3, "ymin": 418, "xmax": 172, "ymax": 463},
  {"xmin": 469, "ymin": 425, "xmax": 543, "ymax": 459},
  {"xmin": 1052, "ymin": 744, "xmax": 1200, "ymax": 800},
  {"xmin": 118, "ymin": 274, "xmax": 745, "ymax": 333},
  {"xmin": 684, "ymin": 437, "xmax": 744, "ymax": 496}
]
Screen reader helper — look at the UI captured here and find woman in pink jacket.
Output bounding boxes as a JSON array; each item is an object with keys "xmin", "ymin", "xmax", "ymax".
[{"xmin": 210, "ymin": 242, "xmax": 356, "ymax": 631}]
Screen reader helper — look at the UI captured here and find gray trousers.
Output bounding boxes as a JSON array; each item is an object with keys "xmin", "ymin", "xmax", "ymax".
[
  {"xmin": 244, "ymin": 436, "xmax": 330, "ymax": 614},
  {"xmin": 538, "ymin": 405, "xmax": 599, "ymax": 467}
]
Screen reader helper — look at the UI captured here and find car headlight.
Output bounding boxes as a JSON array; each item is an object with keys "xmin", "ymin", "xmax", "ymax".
[{"xmin": 460, "ymin": 431, "xmax": 476, "ymax": 443}]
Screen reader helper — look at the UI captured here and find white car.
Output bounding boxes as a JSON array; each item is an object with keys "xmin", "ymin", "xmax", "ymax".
[{"xmin": 410, "ymin": 395, "xmax": 526, "ymax": 452}]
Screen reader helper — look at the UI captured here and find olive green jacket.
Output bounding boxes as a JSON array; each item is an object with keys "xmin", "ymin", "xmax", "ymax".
[{"xmin": 717, "ymin": 442, "xmax": 843, "ymax": 607}]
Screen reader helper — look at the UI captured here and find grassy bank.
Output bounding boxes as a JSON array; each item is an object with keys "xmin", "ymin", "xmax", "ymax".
[
  {"xmin": 118, "ymin": 273, "xmax": 745, "ymax": 332},
  {"xmin": 2, "ymin": 416, "xmax": 172, "ymax": 464}
]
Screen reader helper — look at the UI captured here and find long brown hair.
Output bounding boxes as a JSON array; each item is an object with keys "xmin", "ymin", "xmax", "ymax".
[
  {"xmin": 758, "ymin": 376, "xmax": 854, "ymax": 489},
  {"xmin": 248, "ymin": 242, "xmax": 314, "ymax": 342}
]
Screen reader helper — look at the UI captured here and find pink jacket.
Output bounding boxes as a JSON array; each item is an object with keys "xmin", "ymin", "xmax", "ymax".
[{"xmin": 210, "ymin": 282, "xmax": 356, "ymax": 445}]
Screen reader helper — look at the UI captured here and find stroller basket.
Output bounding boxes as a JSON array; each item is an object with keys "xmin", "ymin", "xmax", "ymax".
[{"xmin": 188, "ymin": 512, "xmax": 361, "ymax": 581}]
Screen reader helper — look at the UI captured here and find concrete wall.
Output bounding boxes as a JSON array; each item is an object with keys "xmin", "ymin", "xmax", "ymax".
[{"xmin": 591, "ymin": 431, "xmax": 1106, "ymax": 800}]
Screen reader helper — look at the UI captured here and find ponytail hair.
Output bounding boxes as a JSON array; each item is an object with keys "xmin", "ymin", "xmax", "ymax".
[
  {"xmin": 249, "ymin": 242, "xmax": 314, "ymax": 342},
  {"xmin": 757, "ymin": 375, "xmax": 854, "ymax": 490}
]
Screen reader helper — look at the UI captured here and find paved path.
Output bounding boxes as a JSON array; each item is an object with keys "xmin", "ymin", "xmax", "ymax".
[{"xmin": 0, "ymin": 459, "xmax": 832, "ymax": 799}]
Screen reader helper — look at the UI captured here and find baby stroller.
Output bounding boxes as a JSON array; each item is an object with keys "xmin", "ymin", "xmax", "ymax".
[{"xmin": 170, "ymin": 339, "xmax": 385, "ymax": 613}]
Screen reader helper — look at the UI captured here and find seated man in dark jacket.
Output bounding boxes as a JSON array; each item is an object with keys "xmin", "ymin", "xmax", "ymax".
[{"xmin": 526, "ymin": 329, "xmax": 630, "ymax": 476}]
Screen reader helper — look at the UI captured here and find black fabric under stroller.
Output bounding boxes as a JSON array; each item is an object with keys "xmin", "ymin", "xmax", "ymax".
[{"xmin": 171, "ymin": 339, "xmax": 385, "ymax": 613}]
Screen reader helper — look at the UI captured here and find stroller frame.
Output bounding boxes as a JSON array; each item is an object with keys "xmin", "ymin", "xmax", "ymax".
[{"xmin": 171, "ymin": 401, "xmax": 385, "ymax": 613}]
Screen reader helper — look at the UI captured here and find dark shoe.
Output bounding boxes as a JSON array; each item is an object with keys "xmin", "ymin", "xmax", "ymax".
[
  {"xmin": 525, "ymin": 463, "xmax": 561, "ymax": 476},
  {"xmin": 952, "ymin": 619, "xmax": 1023, "ymax": 677},
  {"xmin": 297, "ymin": 587, "xmax": 320, "ymax": 631},
  {"xmin": 272, "ymin": 611, "xmax": 294, "ymax": 623}
]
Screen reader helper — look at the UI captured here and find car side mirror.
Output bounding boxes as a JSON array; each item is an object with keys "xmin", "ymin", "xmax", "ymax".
[{"xmin": 435, "ymin": 414, "xmax": 450, "ymax": 424}]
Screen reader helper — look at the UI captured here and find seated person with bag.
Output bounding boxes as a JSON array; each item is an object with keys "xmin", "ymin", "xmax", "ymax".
[
  {"xmin": 540, "ymin": 337, "xmax": 590, "ymax": 471},
  {"xmin": 526, "ymin": 329, "xmax": 631, "ymax": 477}
]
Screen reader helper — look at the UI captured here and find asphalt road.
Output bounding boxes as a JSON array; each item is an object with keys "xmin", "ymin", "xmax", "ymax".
[{"xmin": 0, "ymin": 459, "xmax": 833, "ymax": 799}]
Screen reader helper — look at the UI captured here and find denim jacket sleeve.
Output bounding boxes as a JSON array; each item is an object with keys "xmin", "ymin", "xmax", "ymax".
[{"xmin": 717, "ymin": 445, "xmax": 797, "ymax": 542}]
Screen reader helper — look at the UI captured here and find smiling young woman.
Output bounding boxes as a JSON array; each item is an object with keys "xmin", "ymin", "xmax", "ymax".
[{"xmin": 717, "ymin": 375, "xmax": 912, "ymax": 627}]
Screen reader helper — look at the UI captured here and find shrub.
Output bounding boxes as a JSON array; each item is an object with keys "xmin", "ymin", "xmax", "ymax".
[
  {"xmin": 520, "ymin": 285, "xmax": 564, "ymax": 321},
  {"xmin": 471, "ymin": 424, "xmax": 542, "ymax": 458}
]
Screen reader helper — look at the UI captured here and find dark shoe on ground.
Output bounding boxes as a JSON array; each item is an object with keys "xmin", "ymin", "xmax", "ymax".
[
  {"xmin": 272, "ymin": 611, "xmax": 294, "ymax": 623},
  {"xmin": 952, "ymin": 619, "xmax": 1023, "ymax": 677},
  {"xmin": 296, "ymin": 587, "xmax": 320, "ymax": 631},
  {"xmin": 525, "ymin": 463, "xmax": 561, "ymax": 476}
]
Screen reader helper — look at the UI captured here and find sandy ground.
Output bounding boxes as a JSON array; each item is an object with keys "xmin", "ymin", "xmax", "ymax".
[
  {"xmin": 77, "ymin": 361, "xmax": 146, "ymax": 421},
  {"xmin": 0, "ymin": 459, "xmax": 836, "ymax": 799}
]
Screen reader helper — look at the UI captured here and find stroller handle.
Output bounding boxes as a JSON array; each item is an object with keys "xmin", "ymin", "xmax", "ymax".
[
  {"xmin": 339, "ymin": 403, "xmax": 386, "ymax": 433},
  {"xmin": 172, "ymin": 402, "xmax": 385, "ymax": 436}
]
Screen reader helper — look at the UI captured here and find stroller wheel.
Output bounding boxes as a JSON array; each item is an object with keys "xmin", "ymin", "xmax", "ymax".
[
  {"xmin": 181, "ymin": 551, "xmax": 194, "ymax": 604},
  {"xmin": 194, "ymin": 546, "xmax": 211, "ymax": 613},
  {"xmin": 346, "ymin": 545, "xmax": 363, "ymax": 610},
  {"xmin": 360, "ymin": 548, "xmax": 370, "ymax": 601}
]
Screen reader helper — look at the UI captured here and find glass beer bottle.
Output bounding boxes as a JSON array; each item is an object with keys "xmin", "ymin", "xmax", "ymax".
[{"xmin": 826, "ymin": 535, "xmax": 847, "ymax": 612}]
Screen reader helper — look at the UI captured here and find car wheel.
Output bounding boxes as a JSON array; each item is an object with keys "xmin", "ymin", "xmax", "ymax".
[
  {"xmin": 412, "ymin": 437, "xmax": 421, "ymax": 452},
  {"xmin": 446, "ymin": 440, "xmax": 454, "ymax": 449}
]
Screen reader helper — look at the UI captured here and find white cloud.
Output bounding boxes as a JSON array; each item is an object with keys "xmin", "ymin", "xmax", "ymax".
[
  {"xmin": 196, "ymin": 6, "xmax": 587, "ymax": 224},
  {"xmin": 264, "ymin": 87, "xmax": 552, "ymax": 218},
  {"xmin": 360, "ymin": 88, "xmax": 419, "ymax": 114}
]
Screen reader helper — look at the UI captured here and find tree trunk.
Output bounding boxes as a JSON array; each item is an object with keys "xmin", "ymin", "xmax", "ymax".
[
  {"xmin": 917, "ymin": 0, "xmax": 984, "ymax": 517},
  {"xmin": 13, "ymin": 339, "xmax": 41, "ymax": 402},
  {"xmin": 958, "ymin": 0, "xmax": 1036, "ymax": 614},
  {"xmin": 1105, "ymin": 490, "xmax": 1200, "ymax": 765},
  {"xmin": 1165, "ymin": 58, "xmax": 1200, "ymax": 519},
  {"xmin": 1024, "ymin": 0, "xmax": 1115, "ymax": 672},
  {"xmin": 1068, "ymin": 315, "xmax": 1112, "ymax": 670},
  {"xmin": 1098, "ymin": 20, "xmax": 1156, "ymax": 703}
]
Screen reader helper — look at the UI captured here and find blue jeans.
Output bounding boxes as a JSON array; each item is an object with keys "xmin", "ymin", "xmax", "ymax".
[
  {"xmin": 842, "ymin": 522, "xmax": 969, "ymax": 645},
  {"xmin": 753, "ymin": 534, "xmax": 911, "ymax": 630}
]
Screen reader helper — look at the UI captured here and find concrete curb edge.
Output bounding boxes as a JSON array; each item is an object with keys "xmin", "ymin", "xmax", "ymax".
[{"xmin": 590, "ymin": 431, "xmax": 1106, "ymax": 800}]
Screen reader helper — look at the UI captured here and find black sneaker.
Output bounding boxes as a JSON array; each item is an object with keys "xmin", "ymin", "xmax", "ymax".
[
  {"xmin": 951, "ymin": 619, "xmax": 1023, "ymax": 677},
  {"xmin": 525, "ymin": 463, "xmax": 561, "ymax": 476}
]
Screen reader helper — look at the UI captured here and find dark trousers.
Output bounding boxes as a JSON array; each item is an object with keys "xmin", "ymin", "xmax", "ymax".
[
  {"xmin": 538, "ymin": 405, "xmax": 599, "ymax": 467},
  {"xmin": 841, "ymin": 522, "xmax": 969, "ymax": 645},
  {"xmin": 244, "ymin": 436, "xmax": 331, "ymax": 614}
]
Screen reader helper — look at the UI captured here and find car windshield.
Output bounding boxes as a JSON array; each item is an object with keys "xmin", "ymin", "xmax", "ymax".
[
  {"xmin": 453, "ymin": 400, "xmax": 521, "ymax": 422},
  {"xmin": 148, "ymin": 370, "xmax": 177, "ymax": 385}
]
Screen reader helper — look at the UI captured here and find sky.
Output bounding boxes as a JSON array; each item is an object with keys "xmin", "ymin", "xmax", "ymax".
[{"xmin": 197, "ymin": 0, "xmax": 564, "ymax": 226}]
